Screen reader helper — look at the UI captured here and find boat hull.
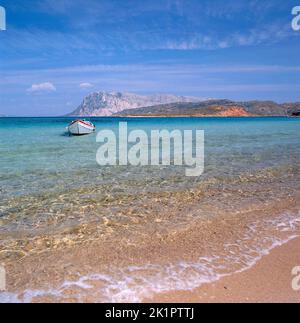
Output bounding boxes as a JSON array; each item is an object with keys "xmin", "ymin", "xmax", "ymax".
[{"xmin": 68, "ymin": 120, "xmax": 95, "ymax": 135}]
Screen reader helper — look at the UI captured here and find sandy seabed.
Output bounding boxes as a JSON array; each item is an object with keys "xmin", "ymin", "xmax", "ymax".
[{"xmin": 1, "ymin": 168, "xmax": 300, "ymax": 303}]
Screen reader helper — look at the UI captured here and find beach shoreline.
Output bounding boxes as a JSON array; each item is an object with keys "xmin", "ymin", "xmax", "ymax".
[
  {"xmin": 2, "ymin": 190, "xmax": 300, "ymax": 303},
  {"xmin": 148, "ymin": 236, "xmax": 300, "ymax": 303}
]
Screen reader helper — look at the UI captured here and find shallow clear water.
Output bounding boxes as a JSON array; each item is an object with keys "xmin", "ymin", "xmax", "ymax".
[
  {"xmin": 1, "ymin": 117, "xmax": 300, "ymax": 302},
  {"xmin": 1, "ymin": 117, "xmax": 299, "ymax": 187},
  {"xmin": 0, "ymin": 117, "xmax": 299, "ymax": 233}
]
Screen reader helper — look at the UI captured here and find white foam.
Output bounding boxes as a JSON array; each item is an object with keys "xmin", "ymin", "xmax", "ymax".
[{"xmin": 1, "ymin": 210, "xmax": 299, "ymax": 303}]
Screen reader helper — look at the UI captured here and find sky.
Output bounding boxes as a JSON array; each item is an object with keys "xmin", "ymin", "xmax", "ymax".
[{"xmin": 0, "ymin": 0, "xmax": 300, "ymax": 116}]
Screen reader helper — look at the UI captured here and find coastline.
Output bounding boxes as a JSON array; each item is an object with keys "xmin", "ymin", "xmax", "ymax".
[
  {"xmin": 2, "ymin": 115, "xmax": 297, "ymax": 119},
  {"xmin": 71, "ymin": 115, "xmax": 292, "ymax": 118},
  {"xmin": 2, "ymin": 186, "xmax": 300, "ymax": 303},
  {"xmin": 148, "ymin": 236, "xmax": 300, "ymax": 303}
]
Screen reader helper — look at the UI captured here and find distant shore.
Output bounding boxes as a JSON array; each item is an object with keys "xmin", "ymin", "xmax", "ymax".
[
  {"xmin": 1, "ymin": 115, "xmax": 299, "ymax": 119},
  {"xmin": 68, "ymin": 115, "xmax": 299, "ymax": 118},
  {"xmin": 110, "ymin": 115, "xmax": 293, "ymax": 118},
  {"xmin": 67, "ymin": 93, "xmax": 300, "ymax": 118}
]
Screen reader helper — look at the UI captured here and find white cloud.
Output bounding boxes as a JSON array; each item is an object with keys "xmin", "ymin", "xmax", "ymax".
[
  {"xmin": 79, "ymin": 82, "xmax": 93, "ymax": 89},
  {"xmin": 27, "ymin": 82, "xmax": 56, "ymax": 93}
]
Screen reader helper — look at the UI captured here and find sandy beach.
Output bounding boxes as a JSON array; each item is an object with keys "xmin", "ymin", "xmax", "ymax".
[
  {"xmin": 148, "ymin": 237, "xmax": 300, "ymax": 303},
  {"xmin": 2, "ymin": 183, "xmax": 300, "ymax": 303}
]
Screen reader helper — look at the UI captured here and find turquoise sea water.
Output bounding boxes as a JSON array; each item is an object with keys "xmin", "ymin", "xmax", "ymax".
[
  {"xmin": 1, "ymin": 116, "xmax": 300, "ymax": 302},
  {"xmin": 1, "ymin": 117, "xmax": 299, "ymax": 185},
  {"xmin": 0, "ymin": 117, "xmax": 300, "ymax": 233}
]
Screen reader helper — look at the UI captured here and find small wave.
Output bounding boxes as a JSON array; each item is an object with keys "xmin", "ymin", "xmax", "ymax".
[{"xmin": 1, "ymin": 210, "xmax": 300, "ymax": 303}]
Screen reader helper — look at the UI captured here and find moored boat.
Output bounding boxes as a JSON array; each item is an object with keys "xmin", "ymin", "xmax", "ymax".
[{"xmin": 67, "ymin": 119, "xmax": 95, "ymax": 135}]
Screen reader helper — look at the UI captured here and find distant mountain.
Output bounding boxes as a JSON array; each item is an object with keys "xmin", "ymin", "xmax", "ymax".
[
  {"xmin": 68, "ymin": 91, "xmax": 208, "ymax": 116},
  {"xmin": 115, "ymin": 100, "xmax": 300, "ymax": 117},
  {"xmin": 282, "ymin": 103, "xmax": 300, "ymax": 116}
]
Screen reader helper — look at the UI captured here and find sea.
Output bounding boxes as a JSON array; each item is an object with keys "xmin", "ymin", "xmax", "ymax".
[{"xmin": 0, "ymin": 117, "xmax": 299, "ymax": 302}]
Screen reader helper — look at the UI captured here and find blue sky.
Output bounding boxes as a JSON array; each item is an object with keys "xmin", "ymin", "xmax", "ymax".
[{"xmin": 0, "ymin": 0, "xmax": 300, "ymax": 116}]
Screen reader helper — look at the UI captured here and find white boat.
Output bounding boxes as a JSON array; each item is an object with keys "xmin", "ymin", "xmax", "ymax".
[{"xmin": 67, "ymin": 119, "xmax": 95, "ymax": 135}]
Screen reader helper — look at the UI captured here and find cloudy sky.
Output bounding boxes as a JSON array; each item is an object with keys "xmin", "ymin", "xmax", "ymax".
[{"xmin": 0, "ymin": 0, "xmax": 300, "ymax": 116}]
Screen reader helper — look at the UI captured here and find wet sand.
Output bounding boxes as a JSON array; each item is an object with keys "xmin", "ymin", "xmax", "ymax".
[
  {"xmin": 1, "ymin": 168, "xmax": 300, "ymax": 302},
  {"xmin": 2, "ymin": 191, "xmax": 300, "ymax": 303},
  {"xmin": 148, "ymin": 237, "xmax": 300, "ymax": 303}
]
